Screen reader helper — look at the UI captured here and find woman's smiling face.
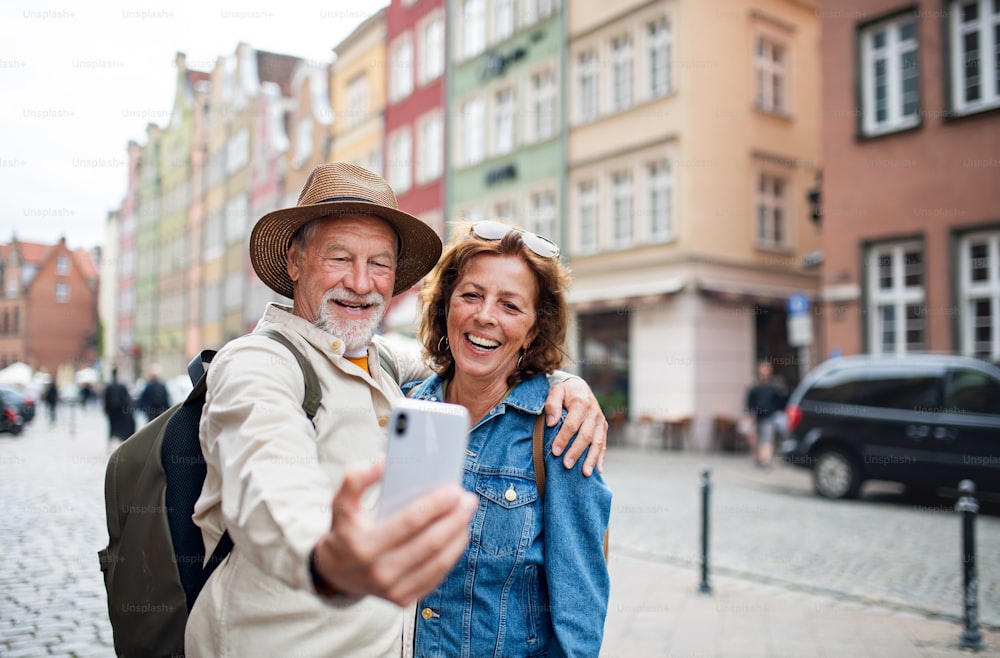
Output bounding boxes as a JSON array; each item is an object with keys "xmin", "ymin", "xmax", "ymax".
[{"xmin": 446, "ymin": 253, "xmax": 539, "ymax": 383}]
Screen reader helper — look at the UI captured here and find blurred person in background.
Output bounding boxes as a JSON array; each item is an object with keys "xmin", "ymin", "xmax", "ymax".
[
  {"xmin": 138, "ymin": 364, "xmax": 171, "ymax": 422},
  {"xmin": 103, "ymin": 368, "xmax": 135, "ymax": 448}
]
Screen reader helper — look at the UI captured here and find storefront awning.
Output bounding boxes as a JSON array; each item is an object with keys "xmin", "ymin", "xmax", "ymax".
[
  {"xmin": 569, "ymin": 276, "xmax": 686, "ymax": 311},
  {"xmin": 695, "ymin": 278, "xmax": 817, "ymax": 307}
]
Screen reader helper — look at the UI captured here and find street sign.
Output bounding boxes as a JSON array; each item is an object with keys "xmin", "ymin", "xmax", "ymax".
[
  {"xmin": 788, "ymin": 315, "xmax": 813, "ymax": 347},
  {"xmin": 787, "ymin": 293, "xmax": 810, "ymax": 316}
]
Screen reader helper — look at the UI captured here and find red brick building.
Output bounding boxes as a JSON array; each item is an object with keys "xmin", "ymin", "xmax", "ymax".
[
  {"xmin": 0, "ymin": 237, "xmax": 99, "ymax": 374},
  {"xmin": 819, "ymin": 0, "xmax": 1000, "ymax": 361},
  {"xmin": 383, "ymin": 0, "xmax": 447, "ymax": 333}
]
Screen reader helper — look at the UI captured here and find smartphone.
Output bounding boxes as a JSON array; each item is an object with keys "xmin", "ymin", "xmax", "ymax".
[{"xmin": 376, "ymin": 398, "xmax": 471, "ymax": 520}]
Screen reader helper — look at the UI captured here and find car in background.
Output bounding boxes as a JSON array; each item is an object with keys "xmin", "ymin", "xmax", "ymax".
[
  {"xmin": 0, "ymin": 387, "xmax": 35, "ymax": 424},
  {"xmin": 781, "ymin": 354, "xmax": 1000, "ymax": 499},
  {"xmin": 0, "ymin": 391, "xmax": 24, "ymax": 435}
]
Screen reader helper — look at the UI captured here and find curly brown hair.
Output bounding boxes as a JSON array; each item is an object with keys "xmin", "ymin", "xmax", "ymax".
[{"xmin": 418, "ymin": 222, "xmax": 571, "ymax": 387}]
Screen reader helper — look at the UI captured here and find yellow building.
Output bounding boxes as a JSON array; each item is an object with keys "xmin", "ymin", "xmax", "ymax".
[
  {"xmin": 329, "ymin": 7, "xmax": 388, "ymax": 173},
  {"xmin": 566, "ymin": 0, "xmax": 822, "ymax": 447}
]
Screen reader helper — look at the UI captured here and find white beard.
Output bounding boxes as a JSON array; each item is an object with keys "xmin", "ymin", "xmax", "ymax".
[{"xmin": 313, "ymin": 287, "xmax": 386, "ymax": 353}]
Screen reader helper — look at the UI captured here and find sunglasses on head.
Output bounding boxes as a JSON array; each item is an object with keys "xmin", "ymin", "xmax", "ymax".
[{"xmin": 470, "ymin": 220, "xmax": 561, "ymax": 258}]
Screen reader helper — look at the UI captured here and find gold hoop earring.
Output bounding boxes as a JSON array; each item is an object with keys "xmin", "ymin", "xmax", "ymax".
[
  {"xmin": 517, "ymin": 350, "xmax": 525, "ymax": 369},
  {"xmin": 438, "ymin": 336, "xmax": 450, "ymax": 352}
]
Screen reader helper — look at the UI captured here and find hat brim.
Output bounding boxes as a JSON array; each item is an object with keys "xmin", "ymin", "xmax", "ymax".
[{"xmin": 250, "ymin": 200, "xmax": 442, "ymax": 299}]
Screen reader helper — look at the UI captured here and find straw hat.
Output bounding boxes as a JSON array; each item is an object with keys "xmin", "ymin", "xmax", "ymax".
[{"xmin": 249, "ymin": 162, "xmax": 442, "ymax": 298}]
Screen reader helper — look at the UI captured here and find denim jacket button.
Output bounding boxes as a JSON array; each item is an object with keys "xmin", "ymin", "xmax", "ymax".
[
  {"xmin": 504, "ymin": 484, "xmax": 517, "ymax": 502},
  {"xmin": 420, "ymin": 607, "xmax": 439, "ymax": 620}
]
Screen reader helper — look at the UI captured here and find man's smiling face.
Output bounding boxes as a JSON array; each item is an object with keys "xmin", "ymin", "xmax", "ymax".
[{"xmin": 287, "ymin": 215, "xmax": 398, "ymax": 352}]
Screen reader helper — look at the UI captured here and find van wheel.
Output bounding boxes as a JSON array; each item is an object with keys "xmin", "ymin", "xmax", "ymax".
[{"xmin": 813, "ymin": 448, "xmax": 862, "ymax": 499}]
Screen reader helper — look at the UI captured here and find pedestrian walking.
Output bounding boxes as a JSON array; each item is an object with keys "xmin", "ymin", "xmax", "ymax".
[
  {"xmin": 103, "ymin": 369, "xmax": 135, "ymax": 448},
  {"xmin": 744, "ymin": 360, "xmax": 787, "ymax": 468},
  {"xmin": 43, "ymin": 380, "xmax": 59, "ymax": 425},
  {"xmin": 138, "ymin": 364, "xmax": 171, "ymax": 422}
]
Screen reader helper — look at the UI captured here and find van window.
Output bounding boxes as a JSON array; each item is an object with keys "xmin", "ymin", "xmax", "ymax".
[
  {"xmin": 944, "ymin": 369, "xmax": 1000, "ymax": 415},
  {"xmin": 805, "ymin": 369, "xmax": 941, "ymax": 410}
]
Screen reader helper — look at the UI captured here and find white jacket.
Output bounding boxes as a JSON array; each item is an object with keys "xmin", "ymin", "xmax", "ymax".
[{"xmin": 185, "ymin": 303, "xmax": 424, "ymax": 657}]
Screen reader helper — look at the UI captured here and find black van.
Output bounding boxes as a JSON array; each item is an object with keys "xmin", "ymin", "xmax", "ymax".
[{"xmin": 780, "ymin": 354, "xmax": 1000, "ymax": 499}]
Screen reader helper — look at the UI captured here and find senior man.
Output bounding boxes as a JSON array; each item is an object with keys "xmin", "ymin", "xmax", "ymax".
[{"xmin": 185, "ymin": 163, "xmax": 607, "ymax": 657}]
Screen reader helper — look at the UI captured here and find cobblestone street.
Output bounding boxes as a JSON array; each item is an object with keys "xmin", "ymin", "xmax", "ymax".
[
  {"xmin": 603, "ymin": 447, "xmax": 1000, "ymax": 629},
  {"xmin": 1, "ymin": 404, "xmax": 997, "ymax": 656}
]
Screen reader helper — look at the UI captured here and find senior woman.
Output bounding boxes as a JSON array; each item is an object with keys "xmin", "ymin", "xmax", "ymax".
[{"xmin": 404, "ymin": 220, "xmax": 612, "ymax": 658}]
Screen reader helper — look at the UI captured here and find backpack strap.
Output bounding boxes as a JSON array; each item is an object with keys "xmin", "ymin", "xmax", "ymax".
[
  {"xmin": 531, "ymin": 413, "xmax": 609, "ymax": 560},
  {"xmin": 257, "ymin": 328, "xmax": 321, "ymax": 419},
  {"xmin": 531, "ymin": 414, "xmax": 547, "ymax": 504}
]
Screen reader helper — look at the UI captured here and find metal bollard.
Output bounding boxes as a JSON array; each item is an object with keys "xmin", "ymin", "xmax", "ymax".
[
  {"xmin": 956, "ymin": 479, "xmax": 984, "ymax": 651},
  {"xmin": 698, "ymin": 466, "xmax": 712, "ymax": 594}
]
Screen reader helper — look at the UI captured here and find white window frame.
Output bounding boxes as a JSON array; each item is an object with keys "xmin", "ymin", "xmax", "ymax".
[
  {"xmin": 389, "ymin": 36, "xmax": 414, "ymax": 102},
  {"xmin": 493, "ymin": 199, "xmax": 515, "ymax": 222},
  {"xmin": 419, "ymin": 14, "xmax": 445, "ymax": 84},
  {"xmin": 860, "ymin": 14, "xmax": 920, "ymax": 136},
  {"xmin": 55, "ymin": 281, "xmax": 69, "ymax": 303},
  {"xmin": 493, "ymin": 0, "xmax": 515, "ymax": 43},
  {"xmin": 755, "ymin": 35, "xmax": 788, "ymax": 114},
  {"xmin": 960, "ymin": 230, "xmax": 1000, "ymax": 360},
  {"xmin": 529, "ymin": 189, "xmax": 557, "ymax": 242},
  {"xmin": 866, "ymin": 241, "xmax": 926, "ymax": 355},
  {"xmin": 345, "ymin": 74, "xmax": 369, "ymax": 128},
  {"xmin": 577, "ymin": 179, "xmax": 598, "ymax": 254},
  {"xmin": 462, "ymin": 0, "xmax": 486, "ymax": 60},
  {"xmin": 612, "ymin": 171, "xmax": 633, "ymax": 248},
  {"xmin": 56, "ymin": 254, "xmax": 70, "ymax": 275},
  {"xmin": 648, "ymin": 18, "xmax": 672, "ymax": 99},
  {"xmin": 461, "ymin": 97, "xmax": 485, "ymax": 166},
  {"xmin": 612, "ymin": 36, "xmax": 633, "ymax": 112},
  {"xmin": 389, "ymin": 128, "xmax": 412, "ymax": 194},
  {"xmin": 648, "ymin": 159, "xmax": 673, "ymax": 242},
  {"xmin": 755, "ymin": 171, "xmax": 790, "ymax": 250},
  {"xmin": 416, "ymin": 112, "xmax": 444, "ymax": 184},
  {"xmin": 529, "ymin": 68, "xmax": 557, "ymax": 142},
  {"xmin": 949, "ymin": 0, "xmax": 1000, "ymax": 114},
  {"xmin": 576, "ymin": 50, "xmax": 598, "ymax": 124},
  {"xmin": 494, "ymin": 87, "xmax": 515, "ymax": 156}
]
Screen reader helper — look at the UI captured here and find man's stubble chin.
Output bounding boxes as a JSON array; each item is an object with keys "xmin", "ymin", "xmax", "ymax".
[{"xmin": 313, "ymin": 291, "xmax": 386, "ymax": 353}]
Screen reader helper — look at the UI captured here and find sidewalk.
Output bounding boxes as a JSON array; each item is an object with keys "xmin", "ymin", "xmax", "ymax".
[{"xmin": 602, "ymin": 551, "xmax": 999, "ymax": 658}]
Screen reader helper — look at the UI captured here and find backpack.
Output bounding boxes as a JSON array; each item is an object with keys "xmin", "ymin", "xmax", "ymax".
[{"xmin": 98, "ymin": 329, "xmax": 320, "ymax": 658}]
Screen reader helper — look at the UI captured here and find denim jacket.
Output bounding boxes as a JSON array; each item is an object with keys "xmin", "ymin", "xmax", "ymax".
[{"xmin": 405, "ymin": 373, "xmax": 612, "ymax": 658}]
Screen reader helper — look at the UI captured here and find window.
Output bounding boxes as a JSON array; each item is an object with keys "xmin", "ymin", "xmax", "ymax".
[
  {"xmin": 55, "ymin": 282, "xmax": 69, "ymax": 303},
  {"xmin": 5, "ymin": 278, "xmax": 15, "ymax": 297},
  {"xmin": 612, "ymin": 171, "xmax": 633, "ymax": 247},
  {"xmin": 494, "ymin": 88, "xmax": 515, "ymax": 155},
  {"xmin": 417, "ymin": 113, "xmax": 443, "ymax": 184},
  {"xmin": 346, "ymin": 74, "xmax": 369, "ymax": 128},
  {"xmin": 648, "ymin": 160, "xmax": 673, "ymax": 241},
  {"xmin": 56, "ymin": 254, "xmax": 69, "ymax": 275},
  {"xmin": 860, "ymin": 14, "xmax": 919, "ymax": 135},
  {"xmin": 226, "ymin": 129, "xmax": 249, "ymax": 174},
  {"xmin": 389, "ymin": 129, "xmax": 412, "ymax": 193},
  {"xmin": 578, "ymin": 180, "xmax": 598, "ymax": 253},
  {"xmin": 867, "ymin": 242, "xmax": 926, "ymax": 355},
  {"xmin": 805, "ymin": 370, "xmax": 942, "ymax": 410},
  {"xmin": 461, "ymin": 98, "xmax": 485, "ymax": 166},
  {"xmin": 530, "ymin": 190, "xmax": 556, "ymax": 242},
  {"xmin": 536, "ymin": 0, "xmax": 554, "ymax": 21},
  {"xmin": 420, "ymin": 16, "xmax": 445, "ymax": 83},
  {"xmin": 949, "ymin": 0, "xmax": 1000, "ymax": 113},
  {"xmin": 493, "ymin": 200, "xmax": 514, "ymax": 222},
  {"xmin": 756, "ymin": 172, "xmax": 788, "ymax": 249},
  {"xmin": 390, "ymin": 38, "xmax": 414, "ymax": 102},
  {"xmin": 293, "ymin": 117, "xmax": 314, "ymax": 168},
  {"xmin": 945, "ymin": 368, "xmax": 1000, "ymax": 414},
  {"xmin": 494, "ymin": 0, "xmax": 514, "ymax": 43},
  {"xmin": 959, "ymin": 231, "xmax": 1000, "ymax": 361},
  {"xmin": 612, "ymin": 36, "xmax": 633, "ymax": 111},
  {"xmin": 462, "ymin": 0, "xmax": 486, "ymax": 59},
  {"xmin": 530, "ymin": 69, "xmax": 557, "ymax": 142},
  {"xmin": 225, "ymin": 194, "xmax": 248, "ymax": 246},
  {"xmin": 577, "ymin": 51, "xmax": 598, "ymax": 123},
  {"xmin": 755, "ymin": 36, "xmax": 787, "ymax": 113},
  {"xmin": 649, "ymin": 18, "xmax": 672, "ymax": 98}
]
